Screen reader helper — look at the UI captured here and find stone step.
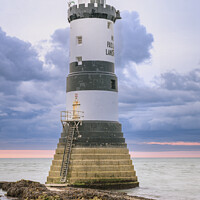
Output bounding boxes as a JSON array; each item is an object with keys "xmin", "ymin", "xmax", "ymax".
[
  {"xmin": 51, "ymin": 165, "xmax": 134, "ymax": 172},
  {"xmin": 46, "ymin": 177, "xmax": 62, "ymax": 184},
  {"xmin": 70, "ymin": 171, "xmax": 136, "ymax": 178},
  {"xmin": 56, "ymin": 148, "xmax": 129, "ymax": 154},
  {"xmin": 50, "ymin": 165, "xmax": 62, "ymax": 171},
  {"xmin": 59, "ymin": 137, "xmax": 126, "ymax": 144},
  {"xmin": 47, "ymin": 176, "xmax": 138, "ymax": 184},
  {"xmin": 70, "ymin": 165, "xmax": 134, "ymax": 172},
  {"xmin": 52, "ymin": 159, "xmax": 132, "ymax": 166},
  {"xmin": 61, "ymin": 132, "xmax": 123, "ymax": 138},
  {"xmin": 71, "ymin": 154, "xmax": 130, "ymax": 160},
  {"xmin": 49, "ymin": 170, "xmax": 136, "ymax": 178},
  {"xmin": 69, "ymin": 177, "xmax": 138, "ymax": 184},
  {"xmin": 53, "ymin": 154, "xmax": 130, "ymax": 160},
  {"xmin": 57, "ymin": 143, "xmax": 127, "ymax": 148}
]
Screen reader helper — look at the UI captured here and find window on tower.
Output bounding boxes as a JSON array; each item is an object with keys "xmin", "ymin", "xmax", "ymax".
[
  {"xmin": 77, "ymin": 36, "xmax": 82, "ymax": 45},
  {"xmin": 111, "ymin": 80, "xmax": 116, "ymax": 89},
  {"xmin": 76, "ymin": 56, "xmax": 82, "ymax": 65},
  {"xmin": 107, "ymin": 22, "xmax": 112, "ymax": 30}
]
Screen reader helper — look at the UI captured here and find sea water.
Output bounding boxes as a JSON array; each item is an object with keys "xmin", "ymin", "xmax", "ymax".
[{"xmin": 0, "ymin": 158, "xmax": 199, "ymax": 200}]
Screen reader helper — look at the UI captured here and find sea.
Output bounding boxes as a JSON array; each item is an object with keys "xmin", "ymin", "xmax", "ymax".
[{"xmin": 0, "ymin": 158, "xmax": 199, "ymax": 200}]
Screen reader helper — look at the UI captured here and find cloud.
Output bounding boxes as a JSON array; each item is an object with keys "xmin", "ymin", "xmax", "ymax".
[
  {"xmin": 118, "ymin": 69, "xmax": 200, "ymax": 150},
  {"xmin": 144, "ymin": 142, "xmax": 200, "ymax": 146},
  {"xmin": 159, "ymin": 69, "xmax": 200, "ymax": 91},
  {"xmin": 0, "ymin": 9, "xmax": 199, "ymax": 153},
  {"xmin": 115, "ymin": 11, "xmax": 154, "ymax": 67},
  {"xmin": 130, "ymin": 151, "xmax": 200, "ymax": 158},
  {"xmin": 45, "ymin": 28, "xmax": 70, "ymax": 77},
  {"xmin": 0, "ymin": 27, "xmax": 67, "ymax": 150},
  {"xmin": 0, "ymin": 28, "xmax": 47, "ymax": 82}
]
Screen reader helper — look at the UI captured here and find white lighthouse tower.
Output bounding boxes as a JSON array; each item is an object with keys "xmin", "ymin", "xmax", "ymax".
[{"xmin": 47, "ymin": 0, "xmax": 139, "ymax": 189}]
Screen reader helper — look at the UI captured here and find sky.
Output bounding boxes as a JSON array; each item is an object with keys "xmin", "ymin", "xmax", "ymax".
[{"xmin": 0, "ymin": 0, "xmax": 200, "ymax": 157}]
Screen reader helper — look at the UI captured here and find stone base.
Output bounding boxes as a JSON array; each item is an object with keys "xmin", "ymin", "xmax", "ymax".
[
  {"xmin": 47, "ymin": 147, "xmax": 139, "ymax": 189},
  {"xmin": 46, "ymin": 121, "xmax": 139, "ymax": 189}
]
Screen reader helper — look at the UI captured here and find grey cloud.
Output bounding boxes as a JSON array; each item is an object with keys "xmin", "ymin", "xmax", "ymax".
[
  {"xmin": 0, "ymin": 27, "xmax": 66, "ymax": 150},
  {"xmin": 159, "ymin": 69, "xmax": 200, "ymax": 91},
  {"xmin": 0, "ymin": 28, "xmax": 47, "ymax": 82},
  {"xmin": 45, "ymin": 28, "xmax": 70, "ymax": 76},
  {"xmin": 51, "ymin": 28, "xmax": 70, "ymax": 48},
  {"xmin": 115, "ymin": 11, "xmax": 154, "ymax": 67},
  {"xmin": 118, "ymin": 68, "xmax": 200, "ymax": 143},
  {"xmin": 1, "ymin": 11, "xmax": 199, "ymax": 151}
]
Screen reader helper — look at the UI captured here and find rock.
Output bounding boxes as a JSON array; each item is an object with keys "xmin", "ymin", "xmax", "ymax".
[
  {"xmin": 0, "ymin": 182, "xmax": 7, "ymax": 189},
  {"xmin": 1, "ymin": 180, "xmax": 154, "ymax": 200},
  {"xmin": 1, "ymin": 182, "xmax": 13, "ymax": 191}
]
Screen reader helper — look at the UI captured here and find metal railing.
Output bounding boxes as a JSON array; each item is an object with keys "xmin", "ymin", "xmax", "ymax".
[{"xmin": 60, "ymin": 110, "xmax": 84, "ymax": 122}]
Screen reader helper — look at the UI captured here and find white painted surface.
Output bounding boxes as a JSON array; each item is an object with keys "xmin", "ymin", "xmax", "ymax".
[
  {"xmin": 70, "ymin": 18, "xmax": 114, "ymax": 63},
  {"xmin": 78, "ymin": 0, "xmax": 90, "ymax": 4},
  {"xmin": 66, "ymin": 91, "xmax": 118, "ymax": 121},
  {"xmin": 78, "ymin": 0, "xmax": 105, "ymax": 5}
]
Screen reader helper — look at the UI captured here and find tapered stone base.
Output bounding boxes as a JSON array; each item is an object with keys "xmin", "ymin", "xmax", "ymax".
[{"xmin": 46, "ymin": 122, "xmax": 139, "ymax": 189}]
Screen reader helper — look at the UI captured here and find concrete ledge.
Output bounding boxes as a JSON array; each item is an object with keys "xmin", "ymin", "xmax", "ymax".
[
  {"xmin": 69, "ymin": 171, "xmax": 136, "ymax": 178},
  {"xmin": 72, "ymin": 148, "xmax": 129, "ymax": 154},
  {"xmin": 51, "ymin": 164, "xmax": 134, "ymax": 172},
  {"xmin": 69, "ymin": 177, "xmax": 138, "ymax": 184},
  {"xmin": 69, "ymin": 165, "xmax": 134, "ymax": 172},
  {"xmin": 49, "ymin": 170, "xmax": 136, "ymax": 178},
  {"xmin": 70, "ymin": 181, "xmax": 139, "ymax": 190},
  {"xmin": 52, "ymin": 159, "xmax": 133, "ymax": 165},
  {"xmin": 56, "ymin": 148, "xmax": 130, "ymax": 154},
  {"xmin": 70, "ymin": 159, "xmax": 133, "ymax": 165},
  {"xmin": 54, "ymin": 154, "xmax": 130, "ymax": 161}
]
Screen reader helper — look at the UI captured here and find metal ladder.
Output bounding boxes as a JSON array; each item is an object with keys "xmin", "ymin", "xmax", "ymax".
[{"xmin": 60, "ymin": 123, "xmax": 76, "ymax": 183}]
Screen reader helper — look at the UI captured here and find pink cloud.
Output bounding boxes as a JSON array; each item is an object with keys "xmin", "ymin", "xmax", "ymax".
[
  {"xmin": 0, "ymin": 150, "xmax": 55, "ymax": 158},
  {"xmin": 0, "ymin": 150, "xmax": 200, "ymax": 158},
  {"xmin": 130, "ymin": 151, "xmax": 200, "ymax": 158},
  {"xmin": 144, "ymin": 142, "xmax": 200, "ymax": 146}
]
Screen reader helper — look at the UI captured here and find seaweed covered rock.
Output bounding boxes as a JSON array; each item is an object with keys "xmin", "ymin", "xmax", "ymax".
[
  {"xmin": 2, "ymin": 180, "xmax": 53, "ymax": 199},
  {"xmin": 0, "ymin": 182, "xmax": 7, "ymax": 189},
  {"xmin": 1, "ymin": 180, "xmax": 154, "ymax": 200}
]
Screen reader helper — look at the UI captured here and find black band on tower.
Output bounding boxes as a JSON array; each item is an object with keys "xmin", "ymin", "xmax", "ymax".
[
  {"xmin": 67, "ymin": 73, "xmax": 118, "ymax": 92},
  {"xmin": 58, "ymin": 121, "xmax": 127, "ymax": 148},
  {"xmin": 70, "ymin": 61, "xmax": 115, "ymax": 74}
]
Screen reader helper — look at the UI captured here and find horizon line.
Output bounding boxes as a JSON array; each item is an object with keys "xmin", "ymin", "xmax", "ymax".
[{"xmin": 0, "ymin": 150, "xmax": 200, "ymax": 158}]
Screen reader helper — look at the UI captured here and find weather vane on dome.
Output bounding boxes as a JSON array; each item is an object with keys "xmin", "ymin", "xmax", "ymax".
[{"xmin": 67, "ymin": 0, "xmax": 75, "ymax": 7}]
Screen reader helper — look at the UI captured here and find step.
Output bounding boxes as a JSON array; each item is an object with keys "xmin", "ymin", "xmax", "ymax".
[
  {"xmin": 61, "ymin": 132, "xmax": 124, "ymax": 138},
  {"xmin": 53, "ymin": 154, "xmax": 71, "ymax": 161},
  {"xmin": 54, "ymin": 154, "xmax": 130, "ymax": 161},
  {"xmin": 47, "ymin": 176, "xmax": 138, "ymax": 185},
  {"xmin": 70, "ymin": 154, "xmax": 130, "ymax": 160},
  {"xmin": 51, "ymin": 165, "xmax": 62, "ymax": 171},
  {"xmin": 70, "ymin": 159, "xmax": 133, "ymax": 166},
  {"xmin": 69, "ymin": 165, "xmax": 134, "ymax": 172},
  {"xmin": 51, "ymin": 164, "xmax": 134, "ymax": 172},
  {"xmin": 56, "ymin": 148, "xmax": 130, "ymax": 154},
  {"xmin": 69, "ymin": 171, "xmax": 136, "ymax": 178},
  {"xmin": 46, "ymin": 177, "xmax": 62, "ymax": 184},
  {"xmin": 72, "ymin": 148, "xmax": 129, "ymax": 154},
  {"xmin": 69, "ymin": 177, "xmax": 138, "ymax": 184},
  {"xmin": 49, "ymin": 169, "xmax": 136, "ymax": 178},
  {"xmin": 48, "ymin": 171, "xmax": 61, "ymax": 177}
]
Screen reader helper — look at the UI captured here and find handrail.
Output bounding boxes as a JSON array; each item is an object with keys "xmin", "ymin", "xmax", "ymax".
[{"xmin": 60, "ymin": 110, "xmax": 84, "ymax": 122}]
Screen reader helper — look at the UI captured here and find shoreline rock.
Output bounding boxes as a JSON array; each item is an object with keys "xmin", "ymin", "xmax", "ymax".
[{"xmin": 0, "ymin": 180, "xmax": 154, "ymax": 200}]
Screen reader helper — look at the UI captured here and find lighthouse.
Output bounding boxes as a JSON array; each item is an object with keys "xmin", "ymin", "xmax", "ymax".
[{"xmin": 47, "ymin": 0, "xmax": 139, "ymax": 189}]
